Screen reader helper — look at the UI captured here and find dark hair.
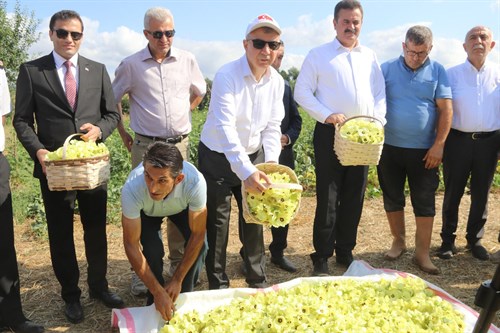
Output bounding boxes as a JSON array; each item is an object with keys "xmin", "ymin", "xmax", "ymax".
[
  {"xmin": 334, "ymin": 0, "xmax": 363, "ymax": 21},
  {"xmin": 405, "ymin": 25, "xmax": 433, "ymax": 46},
  {"xmin": 143, "ymin": 142, "xmax": 183, "ymax": 178},
  {"xmin": 49, "ymin": 10, "xmax": 84, "ymax": 31}
]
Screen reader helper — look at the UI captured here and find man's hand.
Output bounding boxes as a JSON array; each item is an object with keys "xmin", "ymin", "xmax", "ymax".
[
  {"xmin": 280, "ymin": 134, "xmax": 289, "ymax": 149},
  {"xmin": 164, "ymin": 279, "xmax": 182, "ymax": 304},
  {"xmin": 36, "ymin": 149, "xmax": 49, "ymax": 174},
  {"xmin": 79, "ymin": 123, "xmax": 102, "ymax": 141},
  {"xmin": 325, "ymin": 113, "xmax": 347, "ymax": 125},
  {"xmin": 119, "ymin": 130, "xmax": 133, "ymax": 152},
  {"xmin": 423, "ymin": 143, "xmax": 444, "ymax": 169},
  {"xmin": 243, "ymin": 170, "xmax": 271, "ymax": 193},
  {"xmin": 152, "ymin": 289, "xmax": 176, "ymax": 321}
]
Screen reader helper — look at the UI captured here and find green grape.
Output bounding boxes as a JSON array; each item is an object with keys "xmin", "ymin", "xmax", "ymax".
[
  {"xmin": 340, "ymin": 119, "xmax": 384, "ymax": 144},
  {"xmin": 45, "ymin": 139, "xmax": 109, "ymax": 161},
  {"xmin": 246, "ymin": 172, "xmax": 301, "ymax": 227},
  {"xmin": 160, "ymin": 277, "xmax": 465, "ymax": 333}
]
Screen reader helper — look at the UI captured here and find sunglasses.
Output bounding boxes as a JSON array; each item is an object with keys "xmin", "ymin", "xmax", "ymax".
[
  {"xmin": 53, "ymin": 29, "xmax": 83, "ymax": 41},
  {"xmin": 146, "ymin": 30, "xmax": 176, "ymax": 39},
  {"xmin": 248, "ymin": 39, "xmax": 282, "ymax": 51}
]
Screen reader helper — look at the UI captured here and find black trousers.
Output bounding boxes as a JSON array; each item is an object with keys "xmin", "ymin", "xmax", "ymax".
[
  {"xmin": 0, "ymin": 154, "xmax": 27, "ymax": 327},
  {"xmin": 198, "ymin": 142, "xmax": 266, "ymax": 289},
  {"xmin": 311, "ymin": 122, "xmax": 368, "ymax": 262},
  {"xmin": 269, "ymin": 147, "xmax": 295, "ymax": 258},
  {"xmin": 441, "ymin": 129, "xmax": 500, "ymax": 246},
  {"xmin": 39, "ymin": 177, "xmax": 109, "ymax": 303},
  {"xmin": 141, "ymin": 209, "xmax": 207, "ymax": 305}
]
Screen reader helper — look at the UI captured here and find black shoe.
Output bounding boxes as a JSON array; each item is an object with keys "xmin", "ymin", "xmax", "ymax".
[
  {"xmin": 64, "ymin": 301, "xmax": 84, "ymax": 324},
  {"xmin": 437, "ymin": 243, "xmax": 458, "ymax": 260},
  {"xmin": 466, "ymin": 243, "xmax": 490, "ymax": 261},
  {"xmin": 336, "ymin": 251, "xmax": 354, "ymax": 267},
  {"xmin": 89, "ymin": 289, "xmax": 125, "ymax": 309},
  {"xmin": 271, "ymin": 256, "xmax": 297, "ymax": 273},
  {"xmin": 8, "ymin": 321, "xmax": 45, "ymax": 333},
  {"xmin": 248, "ymin": 281, "xmax": 269, "ymax": 289},
  {"xmin": 312, "ymin": 260, "xmax": 329, "ymax": 276}
]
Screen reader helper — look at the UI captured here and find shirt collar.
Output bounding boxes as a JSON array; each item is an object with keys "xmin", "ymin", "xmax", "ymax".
[
  {"xmin": 332, "ymin": 37, "xmax": 362, "ymax": 52},
  {"xmin": 142, "ymin": 45, "xmax": 177, "ymax": 62},
  {"xmin": 465, "ymin": 58, "xmax": 488, "ymax": 72},
  {"xmin": 240, "ymin": 55, "xmax": 272, "ymax": 83},
  {"xmin": 52, "ymin": 51, "xmax": 79, "ymax": 69}
]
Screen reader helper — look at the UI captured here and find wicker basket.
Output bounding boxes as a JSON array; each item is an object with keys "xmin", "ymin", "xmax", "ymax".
[
  {"xmin": 242, "ymin": 163, "xmax": 302, "ymax": 226},
  {"xmin": 44, "ymin": 133, "xmax": 110, "ymax": 191},
  {"xmin": 334, "ymin": 115, "xmax": 384, "ymax": 166}
]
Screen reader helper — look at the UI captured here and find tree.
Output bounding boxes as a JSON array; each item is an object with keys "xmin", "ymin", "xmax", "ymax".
[
  {"xmin": 0, "ymin": 0, "xmax": 40, "ymax": 88},
  {"xmin": 198, "ymin": 77, "xmax": 212, "ymax": 111}
]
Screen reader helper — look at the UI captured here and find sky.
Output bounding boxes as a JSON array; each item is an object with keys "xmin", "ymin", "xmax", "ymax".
[{"xmin": 7, "ymin": 0, "xmax": 500, "ymax": 80}]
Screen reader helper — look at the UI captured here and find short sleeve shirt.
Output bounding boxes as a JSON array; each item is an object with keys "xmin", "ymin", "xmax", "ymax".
[
  {"xmin": 381, "ymin": 56, "xmax": 452, "ymax": 149},
  {"xmin": 121, "ymin": 161, "xmax": 207, "ymax": 219}
]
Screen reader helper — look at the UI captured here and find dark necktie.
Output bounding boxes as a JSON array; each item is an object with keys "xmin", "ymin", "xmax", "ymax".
[{"xmin": 64, "ymin": 60, "xmax": 77, "ymax": 110}]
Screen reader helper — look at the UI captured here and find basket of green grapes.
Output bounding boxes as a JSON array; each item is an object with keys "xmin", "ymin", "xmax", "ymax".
[
  {"xmin": 334, "ymin": 115, "xmax": 384, "ymax": 166},
  {"xmin": 44, "ymin": 133, "xmax": 110, "ymax": 191},
  {"xmin": 242, "ymin": 163, "xmax": 302, "ymax": 227}
]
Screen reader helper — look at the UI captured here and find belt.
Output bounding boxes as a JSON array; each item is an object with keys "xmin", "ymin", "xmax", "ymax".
[
  {"xmin": 450, "ymin": 128, "xmax": 498, "ymax": 140},
  {"xmin": 136, "ymin": 133, "xmax": 188, "ymax": 144}
]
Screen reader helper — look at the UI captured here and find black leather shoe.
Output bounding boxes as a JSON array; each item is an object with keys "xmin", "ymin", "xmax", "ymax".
[
  {"xmin": 437, "ymin": 243, "xmax": 458, "ymax": 260},
  {"xmin": 64, "ymin": 301, "xmax": 84, "ymax": 324},
  {"xmin": 248, "ymin": 281, "xmax": 269, "ymax": 289},
  {"xmin": 89, "ymin": 289, "xmax": 125, "ymax": 309},
  {"xmin": 312, "ymin": 260, "xmax": 329, "ymax": 276},
  {"xmin": 466, "ymin": 243, "xmax": 490, "ymax": 261},
  {"xmin": 271, "ymin": 256, "xmax": 298, "ymax": 273},
  {"xmin": 336, "ymin": 251, "xmax": 354, "ymax": 267},
  {"xmin": 9, "ymin": 321, "xmax": 45, "ymax": 333}
]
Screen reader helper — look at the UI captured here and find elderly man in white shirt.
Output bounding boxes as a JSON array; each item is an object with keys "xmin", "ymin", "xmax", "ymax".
[
  {"xmin": 198, "ymin": 14, "xmax": 284, "ymax": 289},
  {"xmin": 439, "ymin": 26, "xmax": 500, "ymax": 262},
  {"xmin": 295, "ymin": 0, "xmax": 386, "ymax": 276}
]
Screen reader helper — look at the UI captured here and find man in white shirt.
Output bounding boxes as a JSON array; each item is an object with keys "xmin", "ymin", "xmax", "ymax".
[
  {"xmin": 439, "ymin": 26, "xmax": 500, "ymax": 261},
  {"xmin": 0, "ymin": 62, "xmax": 45, "ymax": 333},
  {"xmin": 198, "ymin": 14, "xmax": 285, "ymax": 289},
  {"xmin": 294, "ymin": 0, "xmax": 386, "ymax": 276}
]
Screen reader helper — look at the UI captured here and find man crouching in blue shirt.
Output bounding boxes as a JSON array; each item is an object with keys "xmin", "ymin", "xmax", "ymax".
[{"xmin": 121, "ymin": 142, "xmax": 207, "ymax": 321}]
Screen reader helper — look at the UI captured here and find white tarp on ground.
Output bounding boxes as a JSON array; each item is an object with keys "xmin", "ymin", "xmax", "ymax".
[{"xmin": 111, "ymin": 260, "xmax": 500, "ymax": 333}]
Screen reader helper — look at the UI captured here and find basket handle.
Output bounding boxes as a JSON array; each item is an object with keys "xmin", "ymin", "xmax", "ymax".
[
  {"xmin": 62, "ymin": 133, "xmax": 84, "ymax": 159},
  {"xmin": 267, "ymin": 183, "xmax": 303, "ymax": 191},
  {"xmin": 336, "ymin": 115, "xmax": 384, "ymax": 130}
]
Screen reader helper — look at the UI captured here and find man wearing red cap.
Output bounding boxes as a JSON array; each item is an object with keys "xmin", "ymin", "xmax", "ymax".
[{"xmin": 198, "ymin": 14, "xmax": 284, "ymax": 289}]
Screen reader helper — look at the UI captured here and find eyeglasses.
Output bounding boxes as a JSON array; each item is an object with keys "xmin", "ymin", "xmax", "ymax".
[
  {"xmin": 146, "ymin": 30, "xmax": 176, "ymax": 39},
  {"xmin": 405, "ymin": 49, "xmax": 429, "ymax": 58},
  {"xmin": 53, "ymin": 29, "xmax": 83, "ymax": 41},
  {"xmin": 247, "ymin": 39, "xmax": 282, "ymax": 51}
]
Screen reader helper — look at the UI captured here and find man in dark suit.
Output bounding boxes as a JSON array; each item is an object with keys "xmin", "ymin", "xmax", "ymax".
[
  {"xmin": 13, "ymin": 10, "xmax": 123, "ymax": 324},
  {"xmin": 269, "ymin": 42, "xmax": 302, "ymax": 272}
]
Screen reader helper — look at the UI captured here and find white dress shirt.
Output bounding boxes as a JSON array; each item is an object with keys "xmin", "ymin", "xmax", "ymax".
[
  {"xmin": 447, "ymin": 59, "xmax": 500, "ymax": 132},
  {"xmin": 113, "ymin": 46, "xmax": 206, "ymax": 137},
  {"xmin": 200, "ymin": 55, "xmax": 285, "ymax": 181},
  {"xmin": 53, "ymin": 51, "xmax": 79, "ymax": 91},
  {"xmin": 0, "ymin": 66, "xmax": 10, "ymax": 152},
  {"xmin": 294, "ymin": 38, "xmax": 386, "ymax": 125}
]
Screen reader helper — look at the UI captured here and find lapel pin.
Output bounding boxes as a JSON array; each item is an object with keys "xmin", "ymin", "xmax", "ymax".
[{"xmin": 85, "ymin": 67, "xmax": 89, "ymax": 71}]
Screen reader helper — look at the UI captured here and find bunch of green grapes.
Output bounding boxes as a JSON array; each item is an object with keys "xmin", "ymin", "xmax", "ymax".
[
  {"xmin": 246, "ymin": 172, "xmax": 301, "ymax": 227},
  {"xmin": 45, "ymin": 140, "xmax": 109, "ymax": 161},
  {"xmin": 160, "ymin": 277, "xmax": 465, "ymax": 333},
  {"xmin": 340, "ymin": 118, "xmax": 384, "ymax": 144}
]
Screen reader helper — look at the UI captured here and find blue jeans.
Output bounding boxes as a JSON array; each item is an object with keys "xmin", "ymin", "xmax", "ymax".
[{"xmin": 140, "ymin": 209, "xmax": 207, "ymax": 305}]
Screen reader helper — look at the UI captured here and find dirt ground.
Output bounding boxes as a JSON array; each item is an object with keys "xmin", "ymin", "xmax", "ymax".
[{"xmin": 12, "ymin": 192, "xmax": 500, "ymax": 332}]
